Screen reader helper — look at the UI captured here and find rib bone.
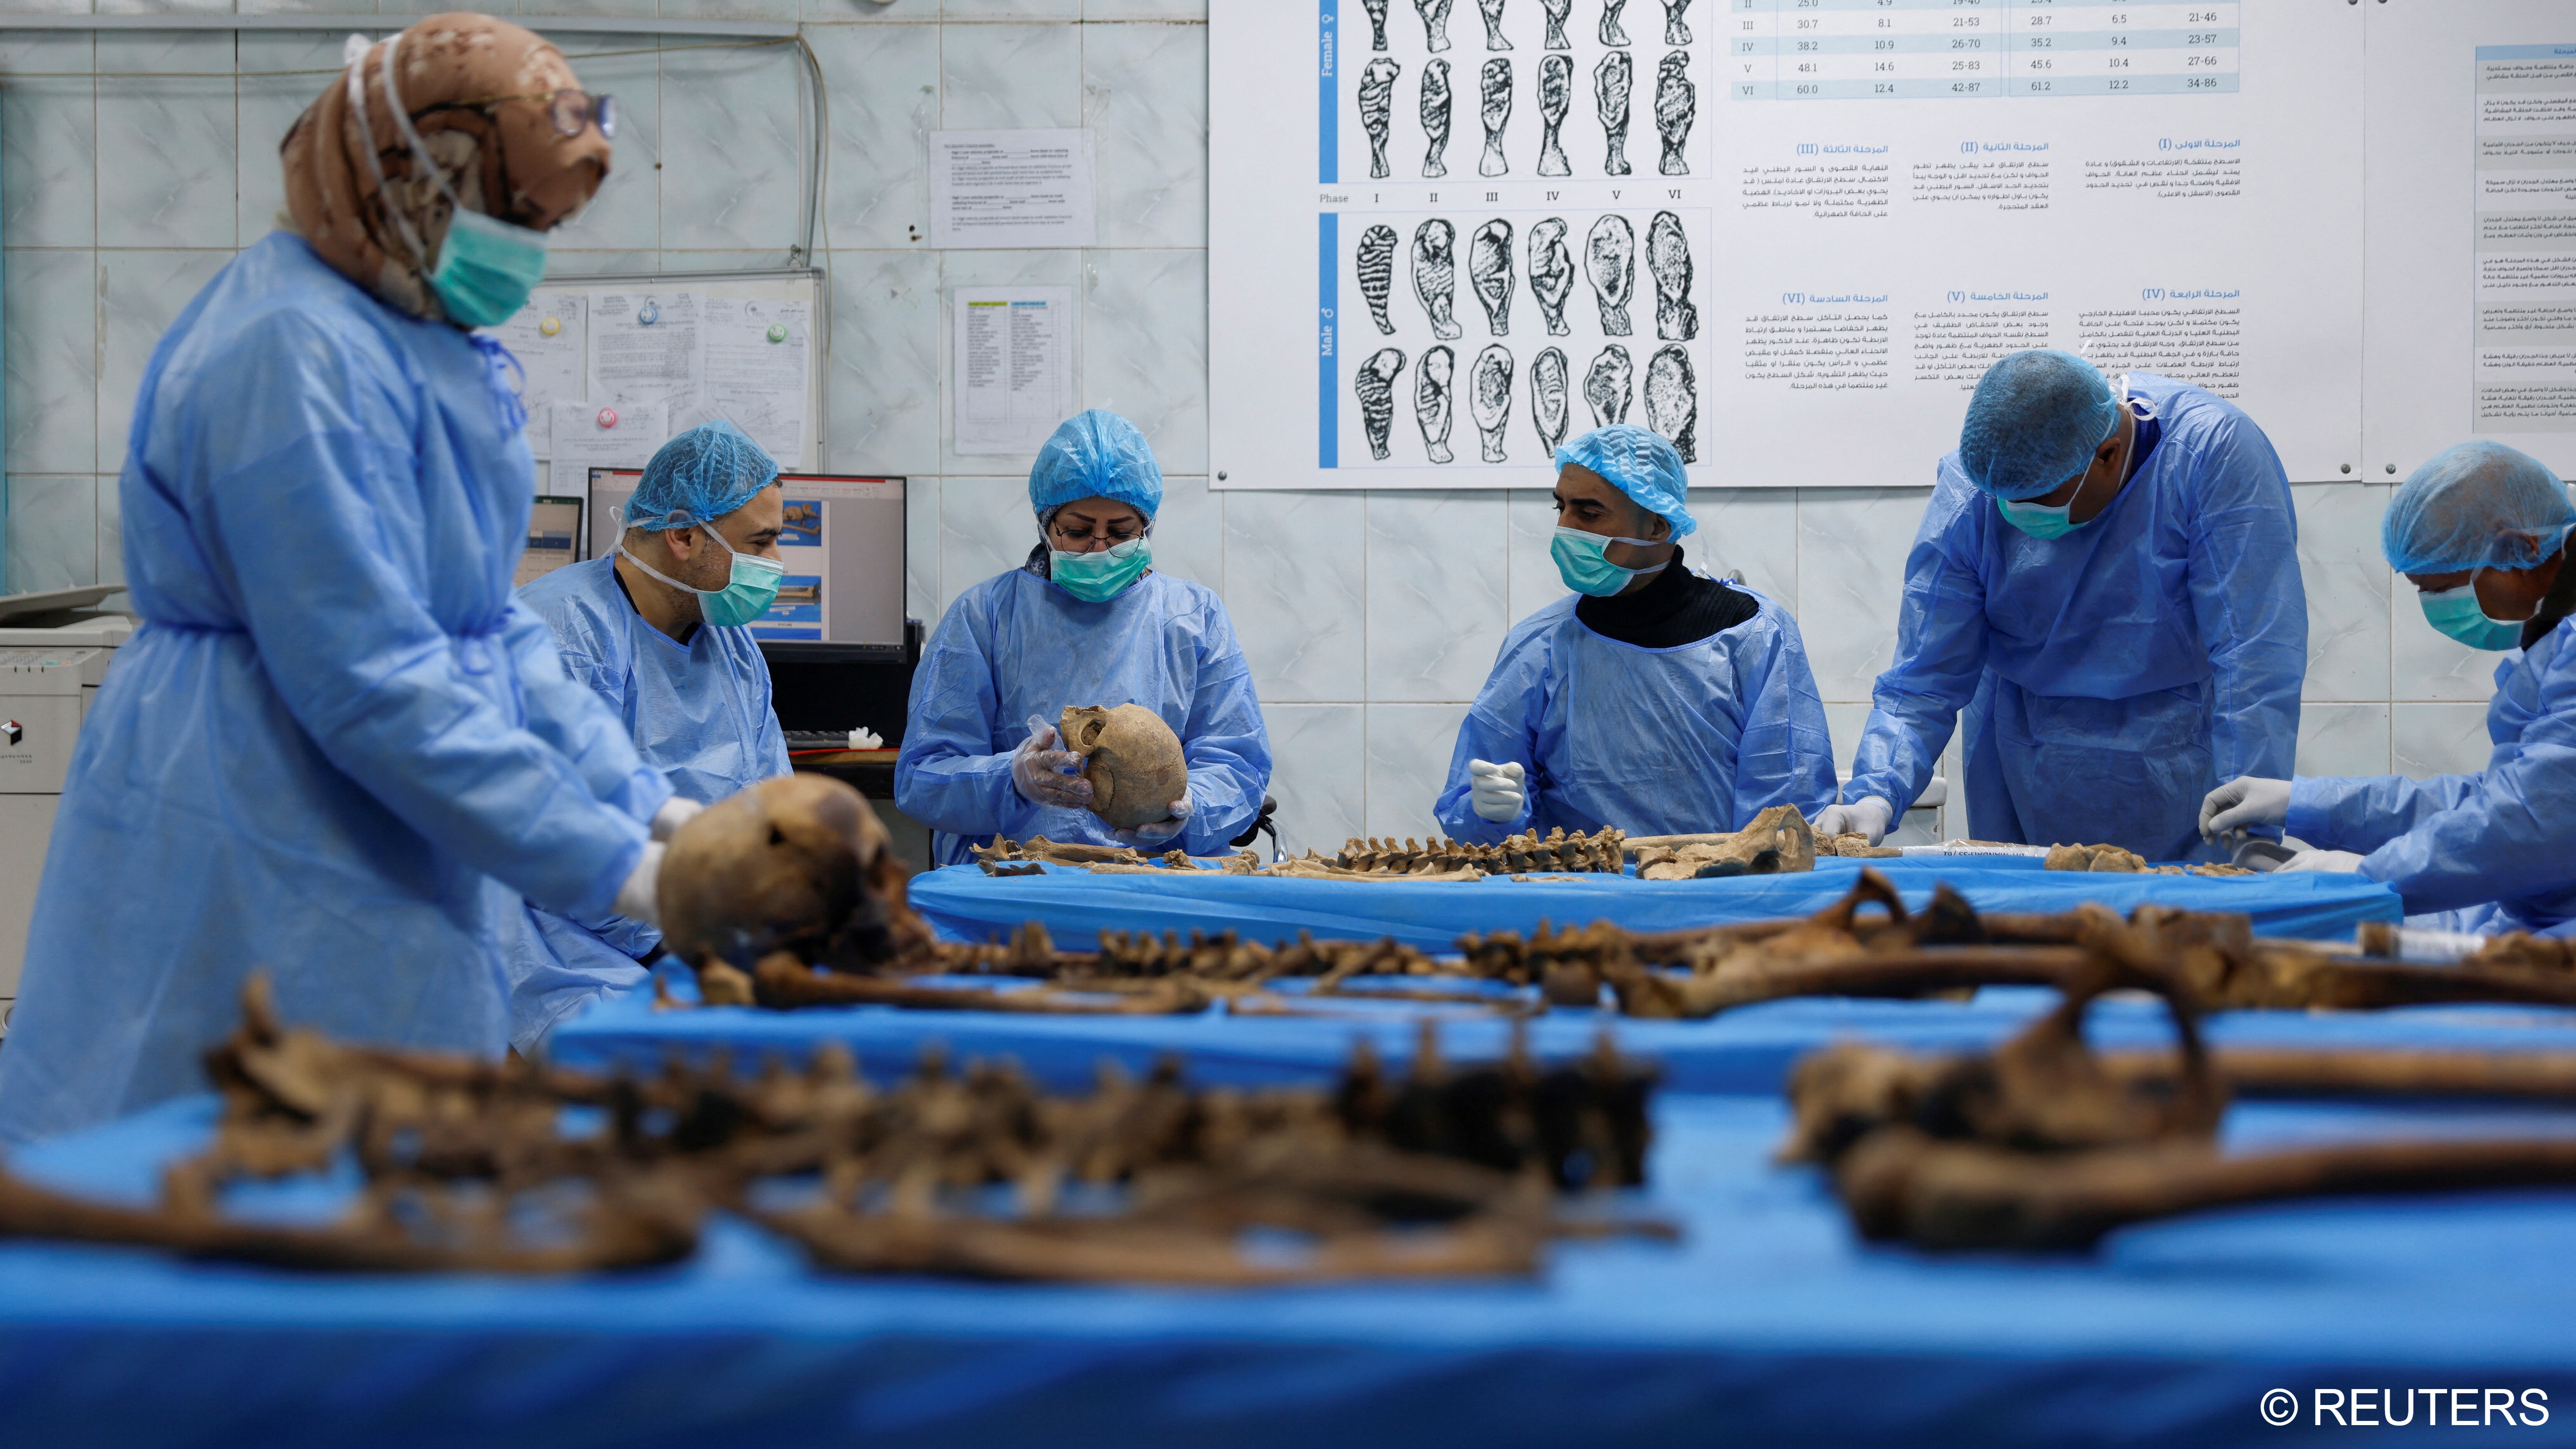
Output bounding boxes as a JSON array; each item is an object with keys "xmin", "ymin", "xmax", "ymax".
[
  {"xmin": 1583, "ymin": 345, "xmax": 1633, "ymax": 426},
  {"xmin": 1469, "ymin": 218, "xmax": 1515, "ymax": 335},
  {"xmin": 1416, "ymin": 344, "xmax": 1456, "ymax": 463},
  {"xmin": 1470, "ymin": 344, "xmax": 1515, "ymax": 463},
  {"xmin": 1479, "ymin": 58, "xmax": 1513, "ymax": 176},
  {"xmin": 1355, "ymin": 348, "xmax": 1406, "ymax": 460},
  {"xmin": 1585, "ymin": 214, "xmax": 1635, "ymax": 336},
  {"xmin": 1528, "ymin": 217, "xmax": 1573, "ymax": 335},
  {"xmin": 1413, "ymin": 218, "xmax": 1461, "ymax": 340},
  {"xmin": 1595, "ymin": 51, "xmax": 1632, "ymax": 176},
  {"xmin": 1647, "ymin": 209, "xmax": 1697, "ymax": 341}
]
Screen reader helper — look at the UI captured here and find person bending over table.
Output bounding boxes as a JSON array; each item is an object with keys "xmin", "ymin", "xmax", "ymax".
[
  {"xmin": 2201, "ymin": 441, "xmax": 2576, "ymax": 935},
  {"xmin": 0, "ymin": 15, "xmax": 695, "ymax": 1144},
  {"xmin": 1823, "ymin": 350, "xmax": 2306, "ymax": 863},
  {"xmin": 501, "ymin": 421, "xmax": 792, "ymax": 1051},
  {"xmin": 1433, "ymin": 424, "xmax": 1837, "ymax": 843},
  {"xmin": 895, "ymin": 411, "xmax": 1271, "ymax": 866}
]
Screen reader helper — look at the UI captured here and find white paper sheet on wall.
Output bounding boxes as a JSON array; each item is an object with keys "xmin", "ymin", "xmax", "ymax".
[
  {"xmin": 588, "ymin": 291, "xmax": 704, "ymax": 413},
  {"xmin": 953, "ymin": 287, "xmax": 1074, "ymax": 456},
  {"xmin": 547, "ymin": 399, "xmax": 668, "ymax": 499},
  {"xmin": 930, "ymin": 129, "xmax": 1098, "ymax": 249},
  {"xmin": 681, "ymin": 296, "xmax": 811, "ymax": 470},
  {"xmin": 483, "ymin": 290, "xmax": 586, "ymax": 457}
]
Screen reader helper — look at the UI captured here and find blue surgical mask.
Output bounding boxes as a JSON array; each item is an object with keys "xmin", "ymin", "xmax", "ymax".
[
  {"xmin": 355, "ymin": 32, "xmax": 554, "ymax": 327},
  {"xmin": 2419, "ymin": 580, "xmax": 2525, "ymax": 651},
  {"xmin": 1051, "ymin": 537, "xmax": 1152, "ymax": 603},
  {"xmin": 1995, "ymin": 493, "xmax": 2082, "ymax": 541},
  {"xmin": 621, "ymin": 521, "xmax": 785, "ymax": 628},
  {"xmin": 1551, "ymin": 526, "xmax": 1669, "ymax": 598}
]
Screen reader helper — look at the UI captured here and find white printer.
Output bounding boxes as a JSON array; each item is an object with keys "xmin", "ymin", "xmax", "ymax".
[{"xmin": 0, "ymin": 585, "xmax": 134, "ymax": 1034}]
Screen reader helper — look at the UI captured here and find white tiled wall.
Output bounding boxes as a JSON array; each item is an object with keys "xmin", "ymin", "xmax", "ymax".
[{"xmin": 0, "ymin": 0, "xmax": 2515, "ymax": 859}]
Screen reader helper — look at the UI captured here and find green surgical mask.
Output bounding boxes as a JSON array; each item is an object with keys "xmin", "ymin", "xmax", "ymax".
[
  {"xmin": 1051, "ymin": 536, "xmax": 1152, "ymax": 602},
  {"xmin": 2419, "ymin": 580, "xmax": 2525, "ymax": 651},
  {"xmin": 424, "ymin": 207, "xmax": 550, "ymax": 327},
  {"xmin": 1551, "ymin": 526, "xmax": 1668, "ymax": 598},
  {"xmin": 1995, "ymin": 493, "xmax": 2083, "ymax": 541},
  {"xmin": 622, "ymin": 522, "xmax": 785, "ymax": 628}
]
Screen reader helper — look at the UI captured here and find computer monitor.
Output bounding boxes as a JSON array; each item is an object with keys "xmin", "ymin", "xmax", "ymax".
[
  {"xmin": 587, "ymin": 469, "xmax": 908, "ymax": 654},
  {"xmin": 515, "ymin": 495, "xmax": 586, "ymax": 587}
]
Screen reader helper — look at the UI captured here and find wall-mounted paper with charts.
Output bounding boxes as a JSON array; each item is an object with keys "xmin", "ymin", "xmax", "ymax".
[
  {"xmin": 953, "ymin": 288, "xmax": 1074, "ymax": 456},
  {"xmin": 680, "ymin": 296, "xmax": 811, "ymax": 470},
  {"xmin": 483, "ymin": 290, "xmax": 586, "ymax": 458},
  {"xmin": 588, "ymin": 291, "xmax": 703, "ymax": 413},
  {"xmin": 547, "ymin": 399, "xmax": 668, "ymax": 499}
]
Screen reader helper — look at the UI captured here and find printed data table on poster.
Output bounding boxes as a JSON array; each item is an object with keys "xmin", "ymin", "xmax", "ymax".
[{"xmin": 1211, "ymin": 0, "xmax": 2364, "ymax": 491}]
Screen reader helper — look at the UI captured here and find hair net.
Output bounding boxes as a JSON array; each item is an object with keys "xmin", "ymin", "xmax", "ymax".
[
  {"xmin": 1957, "ymin": 350, "xmax": 2123, "ymax": 501},
  {"xmin": 1029, "ymin": 410, "xmax": 1164, "ymax": 519},
  {"xmin": 2382, "ymin": 440, "xmax": 2576, "ymax": 575},
  {"xmin": 1555, "ymin": 424, "xmax": 1698, "ymax": 537},
  {"xmin": 625, "ymin": 421, "xmax": 779, "ymax": 530}
]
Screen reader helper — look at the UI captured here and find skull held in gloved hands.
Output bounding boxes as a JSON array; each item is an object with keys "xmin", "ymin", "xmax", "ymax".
[
  {"xmin": 1058, "ymin": 704, "xmax": 1189, "ymax": 830},
  {"xmin": 658, "ymin": 773, "xmax": 931, "ymax": 975}
]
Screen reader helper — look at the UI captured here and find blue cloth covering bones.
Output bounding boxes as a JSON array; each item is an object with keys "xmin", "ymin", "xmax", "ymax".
[
  {"xmin": 503, "ymin": 554, "xmax": 792, "ymax": 1052},
  {"xmin": 0, "ymin": 233, "xmax": 668, "ymax": 1145},
  {"xmin": 1843, "ymin": 372, "xmax": 2306, "ymax": 863}
]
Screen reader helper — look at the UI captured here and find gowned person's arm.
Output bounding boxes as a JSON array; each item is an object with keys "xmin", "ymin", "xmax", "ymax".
[{"xmin": 195, "ymin": 315, "xmax": 646, "ymax": 919}]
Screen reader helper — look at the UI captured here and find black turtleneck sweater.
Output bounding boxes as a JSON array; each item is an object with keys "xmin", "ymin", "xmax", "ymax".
[{"xmin": 1573, "ymin": 545, "xmax": 1759, "ymax": 648}]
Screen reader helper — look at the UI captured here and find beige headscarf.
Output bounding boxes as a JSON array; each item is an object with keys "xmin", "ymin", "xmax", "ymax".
[{"xmin": 281, "ymin": 13, "xmax": 612, "ymax": 323}]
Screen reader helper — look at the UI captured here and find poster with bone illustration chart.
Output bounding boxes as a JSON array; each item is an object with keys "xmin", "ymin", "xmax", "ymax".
[{"xmin": 1213, "ymin": 0, "xmax": 2376, "ymax": 489}]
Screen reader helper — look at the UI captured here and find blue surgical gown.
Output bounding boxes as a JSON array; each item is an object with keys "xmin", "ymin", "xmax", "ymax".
[
  {"xmin": 1843, "ymin": 373, "xmax": 2305, "ymax": 863},
  {"xmin": 896, "ymin": 568, "xmax": 1271, "ymax": 865},
  {"xmin": 0, "ymin": 233, "xmax": 666, "ymax": 1145},
  {"xmin": 1432, "ymin": 579, "xmax": 1838, "ymax": 842},
  {"xmin": 502, "ymin": 555, "xmax": 792, "ymax": 1051},
  {"xmin": 2287, "ymin": 620, "xmax": 2576, "ymax": 935}
]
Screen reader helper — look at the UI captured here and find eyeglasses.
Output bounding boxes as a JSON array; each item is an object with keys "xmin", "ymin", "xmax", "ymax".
[
  {"xmin": 1049, "ymin": 518, "xmax": 1146, "ymax": 546},
  {"xmin": 421, "ymin": 88, "xmax": 617, "ymax": 140}
]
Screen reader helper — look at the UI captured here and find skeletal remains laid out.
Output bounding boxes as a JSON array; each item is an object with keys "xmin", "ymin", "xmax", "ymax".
[
  {"xmin": 0, "ymin": 978, "xmax": 1665, "ymax": 1282},
  {"xmin": 1779, "ymin": 956, "xmax": 2576, "ymax": 1251},
  {"xmin": 648, "ymin": 782, "xmax": 2576, "ymax": 1028}
]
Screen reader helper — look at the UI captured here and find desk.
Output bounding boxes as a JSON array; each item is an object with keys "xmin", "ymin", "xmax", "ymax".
[{"xmin": 4, "ymin": 1091, "xmax": 2572, "ymax": 1447}]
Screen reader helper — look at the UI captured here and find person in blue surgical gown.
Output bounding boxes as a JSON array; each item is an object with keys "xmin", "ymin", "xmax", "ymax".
[
  {"xmin": 1433, "ymin": 425, "xmax": 1837, "ymax": 842},
  {"xmin": 0, "ymin": 18, "xmax": 687, "ymax": 1145},
  {"xmin": 895, "ymin": 411, "xmax": 1271, "ymax": 865},
  {"xmin": 2200, "ymin": 440, "xmax": 2576, "ymax": 934},
  {"xmin": 1826, "ymin": 350, "xmax": 2306, "ymax": 863},
  {"xmin": 503, "ymin": 421, "xmax": 793, "ymax": 1051}
]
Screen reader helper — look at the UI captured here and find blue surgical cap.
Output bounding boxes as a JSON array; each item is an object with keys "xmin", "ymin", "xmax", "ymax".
[
  {"xmin": 626, "ymin": 420, "xmax": 779, "ymax": 530},
  {"xmin": 2381, "ymin": 440, "xmax": 2576, "ymax": 576},
  {"xmin": 1555, "ymin": 424, "xmax": 1698, "ymax": 538},
  {"xmin": 1958, "ymin": 350, "xmax": 2123, "ymax": 501},
  {"xmin": 1029, "ymin": 410, "xmax": 1163, "ymax": 519}
]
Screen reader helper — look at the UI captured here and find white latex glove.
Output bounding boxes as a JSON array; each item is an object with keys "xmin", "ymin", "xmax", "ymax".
[
  {"xmin": 1112, "ymin": 795, "xmax": 1194, "ymax": 848},
  {"xmin": 1815, "ymin": 796, "xmax": 1893, "ymax": 845},
  {"xmin": 1010, "ymin": 714, "xmax": 1094, "ymax": 810},
  {"xmin": 1467, "ymin": 759, "xmax": 1527, "ymax": 823},
  {"xmin": 2199, "ymin": 776, "xmax": 2292, "ymax": 842},
  {"xmin": 613, "ymin": 841, "xmax": 666, "ymax": 927},
  {"xmin": 2278, "ymin": 848, "xmax": 2367, "ymax": 874},
  {"xmin": 649, "ymin": 796, "xmax": 703, "ymax": 843}
]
